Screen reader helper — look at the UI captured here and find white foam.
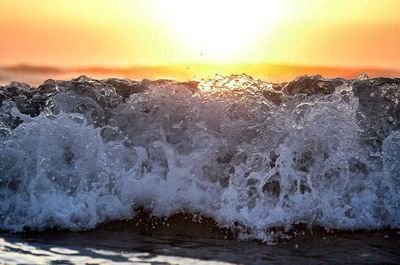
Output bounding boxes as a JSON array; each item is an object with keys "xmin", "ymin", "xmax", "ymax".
[{"xmin": 0, "ymin": 75, "xmax": 399, "ymax": 240}]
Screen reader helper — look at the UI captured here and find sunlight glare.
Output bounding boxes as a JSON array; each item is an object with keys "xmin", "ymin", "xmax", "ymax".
[{"xmin": 152, "ymin": 0, "xmax": 283, "ymax": 63}]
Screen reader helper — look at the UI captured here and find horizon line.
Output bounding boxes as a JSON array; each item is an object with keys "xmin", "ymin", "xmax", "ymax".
[{"xmin": 1, "ymin": 62, "xmax": 400, "ymax": 73}]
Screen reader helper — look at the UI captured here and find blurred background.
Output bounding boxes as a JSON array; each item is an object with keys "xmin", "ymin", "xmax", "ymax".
[{"xmin": 1, "ymin": 0, "xmax": 399, "ymax": 85}]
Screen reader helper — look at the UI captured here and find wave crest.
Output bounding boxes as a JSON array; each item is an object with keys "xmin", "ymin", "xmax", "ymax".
[{"xmin": 0, "ymin": 74, "xmax": 399, "ymax": 241}]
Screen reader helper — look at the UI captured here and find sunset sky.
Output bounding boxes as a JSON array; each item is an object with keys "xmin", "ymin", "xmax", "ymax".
[{"xmin": 0, "ymin": 0, "xmax": 399, "ymax": 70}]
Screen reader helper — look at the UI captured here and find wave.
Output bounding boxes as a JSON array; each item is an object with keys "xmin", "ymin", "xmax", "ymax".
[{"xmin": 0, "ymin": 74, "xmax": 399, "ymax": 241}]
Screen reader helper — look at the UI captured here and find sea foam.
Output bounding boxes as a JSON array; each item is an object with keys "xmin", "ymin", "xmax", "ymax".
[{"xmin": 0, "ymin": 75, "xmax": 399, "ymax": 240}]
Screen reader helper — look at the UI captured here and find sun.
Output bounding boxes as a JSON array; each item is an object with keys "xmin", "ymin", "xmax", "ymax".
[{"xmin": 151, "ymin": 0, "xmax": 283, "ymax": 63}]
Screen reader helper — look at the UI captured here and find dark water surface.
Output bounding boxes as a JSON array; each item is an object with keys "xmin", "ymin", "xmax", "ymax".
[{"xmin": 1, "ymin": 221, "xmax": 399, "ymax": 264}]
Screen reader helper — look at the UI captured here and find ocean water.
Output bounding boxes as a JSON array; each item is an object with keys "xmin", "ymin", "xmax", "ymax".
[
  {"xmin": 0, "ymin": 74, "xmax": 399, "ymax": 263},
  {"xmin": 1, "ymin": 227, "xmax": 399, "ymax": 264}
]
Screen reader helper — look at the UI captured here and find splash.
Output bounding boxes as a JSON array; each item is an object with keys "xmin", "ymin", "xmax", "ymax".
[{"xmin": 0, "ymin": 75, "xmax": 399, "ymax": 241}]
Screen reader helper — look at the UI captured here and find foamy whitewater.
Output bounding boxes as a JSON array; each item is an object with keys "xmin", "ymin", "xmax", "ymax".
[{"xmin": 0, "ymin": 74, "xmax": 399, "ymax": 241}]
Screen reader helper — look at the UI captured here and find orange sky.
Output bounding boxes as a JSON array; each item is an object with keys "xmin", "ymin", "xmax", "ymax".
[{"xmin": 0, "ymin": 0, "xmax": 399, "ymax": 70}]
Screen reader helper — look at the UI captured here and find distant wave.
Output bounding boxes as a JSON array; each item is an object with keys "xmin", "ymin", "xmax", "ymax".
[{"xmin": 0, "ymin": 74, "xmax": 399, "ymax": 241}]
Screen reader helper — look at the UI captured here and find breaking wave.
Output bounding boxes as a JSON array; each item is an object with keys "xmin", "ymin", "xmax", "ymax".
[{"xmin": 0, "ymin": 74, "xmax": 399, "ymax": 241}]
